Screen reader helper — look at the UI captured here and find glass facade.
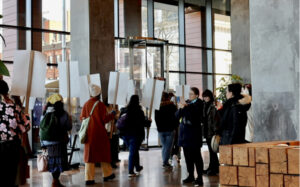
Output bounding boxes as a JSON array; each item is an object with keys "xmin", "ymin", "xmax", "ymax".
[
  {"xmin": 0, "ymin": 0, "xmax": 232, "ymax": 147},
  {"xmin": 154, "ymin": 2, "xmax": 179, "ymax": 43},
  {"xmin": 115, "ymin": 0, "xmax": 232, "ymax": 146}
]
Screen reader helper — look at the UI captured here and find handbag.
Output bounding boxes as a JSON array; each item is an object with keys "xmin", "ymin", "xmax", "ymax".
[
  {"xmin": 37, "ymin": 149, "xmax": 48, "ymax": 172},
  {"xmin": 211, "ymin": 134, "xmax": 221, "ymax": 153},
  {"xmin": 79, "ymin": 101, "xmax": 99, "ymax": 144},
  {"xmin": 116, "ymin": 113, "xmax": 128, "ymax": 131}
]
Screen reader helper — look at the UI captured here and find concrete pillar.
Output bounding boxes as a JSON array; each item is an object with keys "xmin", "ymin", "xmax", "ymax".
[
  {"xmin": 249, "ymin": 0, "xmax": 299, "ymax": 141},
  {"xmin": 17, "ymin": 0, "xmax": 26, "ymax": 50},
  {"xmin": 31, "ymin": 0, "xmax": 42, "ymax": 51},
  {"xmin": 71, "ymin": 0, "xmax": 115, "ymax": 99},
  {"xmin": 231, "ymin": 0, "xmax": 251, "ymax": 83},
  {"xmin": 123, "ymin": 0, "xmax": 141, "ymax": 37}
]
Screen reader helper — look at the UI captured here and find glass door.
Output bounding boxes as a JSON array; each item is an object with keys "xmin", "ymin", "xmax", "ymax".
[{"xmin": 115, "ymin": 37, "xmax": 167, "ymax": 147}]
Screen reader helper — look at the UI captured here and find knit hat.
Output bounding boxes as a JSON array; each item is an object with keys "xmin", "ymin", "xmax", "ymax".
[
  {"xmin": 89, "ymin": 84, "xmax": 101, "ymax": 97},
  {"xmin": 47, "ymin": 93, "xmax": 63, "ymax": 104}
]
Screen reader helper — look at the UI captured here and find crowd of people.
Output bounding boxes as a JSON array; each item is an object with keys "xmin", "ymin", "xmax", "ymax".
[{"xmin": 0, "ymin": 78, "xmax": 253, "ymax": 187}]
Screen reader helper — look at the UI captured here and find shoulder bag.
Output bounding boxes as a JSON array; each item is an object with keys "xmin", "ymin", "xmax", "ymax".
[{"xmin": 79, "ymin": 101, "xmax": 99, "ymax": 144}]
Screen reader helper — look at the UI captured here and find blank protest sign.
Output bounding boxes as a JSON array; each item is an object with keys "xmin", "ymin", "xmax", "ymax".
[{"xmin": 108, "ymin": 72, "xmax": 130, "ymax": 106}]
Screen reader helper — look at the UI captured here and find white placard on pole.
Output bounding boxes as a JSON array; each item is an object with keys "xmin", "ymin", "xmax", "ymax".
[
  {"xmin": 79, "ymin": 73, "xmax": 101, "ymax": 107},
  {"xmin": 11, "ymin": 50, "xmax": 47, "ymax": 98},
  {"xmin": 176, "ymin": 85, "xmax": 190, "ymax": 101},
  {"xmin": 142, "ymin": 78, "xmax": 164, "ymax": 115},
  {"xmin": 108, "ymin": 72, "xmax": 130, "ymax": 106},
  {"xmin": 58, "ymin": 61, "xmax": 81, "ymax": 98},
  {"xmin": 127, "ymin": 79, "xmax": 135, "ymax": 104},
  {"xmin": 11, "ymin": 50, "xmax": 47, "ymax": 111}
]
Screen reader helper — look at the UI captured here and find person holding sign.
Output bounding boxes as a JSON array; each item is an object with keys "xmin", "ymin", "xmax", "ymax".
[
  {"xmin": 80, "ymin": 84, "xmax": 116, "ymax": 185},
  {"xmin": 155, "ymin": 92, "xmax": 178, "ymax": 169},
  {"xmin": 176, "ymin": 87, "xmax": 204, "ymax": 186},
  {"xmin": 0, "ymin": 80, "xmax": 30, "ymax": 187},
  {"xmin": 118, "ymin": 95, "xmax": 151, "ymax": 177}
]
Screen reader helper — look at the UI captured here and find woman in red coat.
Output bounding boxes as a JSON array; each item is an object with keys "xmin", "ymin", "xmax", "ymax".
[{"xmin": 80, "ymin": 84, "xmax": 116, "ymax": 185}]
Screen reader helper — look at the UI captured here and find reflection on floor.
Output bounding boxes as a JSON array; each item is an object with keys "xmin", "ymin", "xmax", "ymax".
[{"xmin": 21, "ymin": 147, "xmax": 220, "ymax": 187}]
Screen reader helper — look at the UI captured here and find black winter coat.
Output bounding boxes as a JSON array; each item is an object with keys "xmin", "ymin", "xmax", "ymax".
[
  {"xmin": 219, "ymin": 95, "xmax": 251, "ymax": 145},
  {"xmin": 176, "ymin": 99, "xmax": 203, "ymax": 148},
  {"xmin": 120, "ymin": 107, "xmax": 150, "ymax": 141},
  {"xmin": 203, "ymin": 102, "xmax": 220, "ymax": 139},
  {"xmin": 155, "ymin": 101, "xmax": 178, "ymax": 132}
]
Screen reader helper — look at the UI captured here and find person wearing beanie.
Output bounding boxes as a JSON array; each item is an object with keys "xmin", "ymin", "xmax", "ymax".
[
  {"xmin": 80, "ymin": 84, "xmax": 117, "ymax": 185},
  {"xmin": 0, "ymin": 80, "xmax": 30, "ymax": 187},
  {"xmin": 40, "ymin": 93, "xmax": 72, "ymax": 187}
]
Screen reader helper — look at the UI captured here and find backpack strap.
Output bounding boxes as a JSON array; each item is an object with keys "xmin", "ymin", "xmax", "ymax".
[{"xmin": 89, "ymin": 101, "xmax": 99, "ymax": 117}]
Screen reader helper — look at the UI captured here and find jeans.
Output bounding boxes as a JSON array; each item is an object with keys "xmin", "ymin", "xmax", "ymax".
[
  {"xmin": 206, "ymin": 138, "xmax": 220, "ymax": 172},
  {"xmin": 122, "ymin": 136, "xmax": 141, "ymax": 173},
  {"xmin": 183, "ymin": 146, "xmax": 203, "ymax": 179},
  {"xmin": 159, "ymin": 131, "xmax": 175, "ymax": 165}
]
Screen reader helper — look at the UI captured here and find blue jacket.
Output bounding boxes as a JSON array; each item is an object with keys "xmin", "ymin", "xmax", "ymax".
[{"xmin": 176, "ymin": 99, "xmax": 203, "ymax": 148}]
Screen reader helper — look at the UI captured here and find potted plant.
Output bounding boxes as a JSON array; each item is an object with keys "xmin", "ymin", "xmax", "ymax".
[{"xmin": 216, "ymin": 74, "xmax": 243, "ymax": 103}]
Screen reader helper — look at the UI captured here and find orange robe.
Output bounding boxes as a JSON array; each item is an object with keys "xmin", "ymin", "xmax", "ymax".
[{"xmin": 80, "ymin": 98, "xmax": 115, "ymax": 163}]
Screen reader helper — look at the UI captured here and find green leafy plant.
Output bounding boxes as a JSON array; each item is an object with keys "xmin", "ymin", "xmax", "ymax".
[
  {"xmin": 216, "ymin": 74, "xmax": 243, "ymax": 103},
  {"xmin": 0, "ymin": 14, "xmax": 9, "ymax": 77}
]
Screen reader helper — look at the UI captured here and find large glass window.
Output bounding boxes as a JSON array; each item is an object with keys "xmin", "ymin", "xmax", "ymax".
[
  {"xmin": 214, "ymin": 13, "xmax": 232, "ymax": 89},
  {"xmin": 142, "ymin": 0, "xmax": 148, "ymax": 37},
  {"xmin": 0, "ymin": 0, "xmax": 71, "ymax": 85},
  {"xmin": 184, "ymin": 1, "xmax": 204, "ymax": 47},
  {"xmin": 42, "ymin": 0, "xmax": 71, "ymax": 31},
  {"xmin": 114, "ymin": 0, "xmax": 233, "ymax": 147},
  {"xmin": 118, "ymin": 0, "xmax": 125, "ymax": 37},
  {"xmin": 154, "ymin": 2, "xmax": 179, "ymax": 43}
]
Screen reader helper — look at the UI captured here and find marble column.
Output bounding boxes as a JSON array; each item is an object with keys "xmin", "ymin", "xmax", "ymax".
[
  {"xmin": 249, "ymin": 0, "xmax": 299, "ymax": 141},
  {"xmin": 231, "ymin": 0, "xmax": 251, "ymax": 83},
  {"xmin": 71, "ymin": 0, "xmax": 115, "ymax": 99}
]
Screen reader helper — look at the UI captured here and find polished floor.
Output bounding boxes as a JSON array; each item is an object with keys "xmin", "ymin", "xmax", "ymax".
[{"xmin": 21, "ymin": 147, "xmax": 220, "ymax": 187}]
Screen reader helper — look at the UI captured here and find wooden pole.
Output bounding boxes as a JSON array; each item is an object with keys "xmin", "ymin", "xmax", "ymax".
[
  {"xmin": 87, "ymin": 74, "xmax": 91, "ymax": 85},
  {"xmin": 25, "ymin": 51, "xmax": 35, "ymax": 114},
  {"xmin": 87, "ymin": 74, "xmax": 91, "ymax": 97},
  {"xmin": 110, "ymin": 72, "xmax": 120, "ymax": 139}
]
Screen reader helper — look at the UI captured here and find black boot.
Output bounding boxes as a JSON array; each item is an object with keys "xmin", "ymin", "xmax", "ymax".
[
  {"xmin": 182, "ymin": 176, "xmax": 195, "ymax": 184},
  {"xmin": 104, "ymin": 173, "xmax": 116, "ymax": 182},
  {"xmin": 85, "ymin": 180, "xmax": 95, "ymax": 185},
  {"xmin": 193, "ymin": 177, "xmax": 203, "ymax": 186}
]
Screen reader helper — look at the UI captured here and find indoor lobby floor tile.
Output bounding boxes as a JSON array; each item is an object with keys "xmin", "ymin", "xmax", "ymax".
[{"xmin": 21, "ymin": 148, "xmax": 220, "ymax": 187}]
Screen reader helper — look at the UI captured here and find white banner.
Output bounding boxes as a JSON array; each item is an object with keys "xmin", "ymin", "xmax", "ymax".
[
  {"xmin": 58, "ymin": 61, "xmax": 81, "ymax": 98},
  {"xmin": 108, "ymin": 72, "xmax": 130, "ymax": 106},
  {"xmin": 142, "ymin": 78, "xmax": 164, "ymax": 111},
  {"xmin": 11, "ymin": 50, "xmax": 47, "ymax": 98}
]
